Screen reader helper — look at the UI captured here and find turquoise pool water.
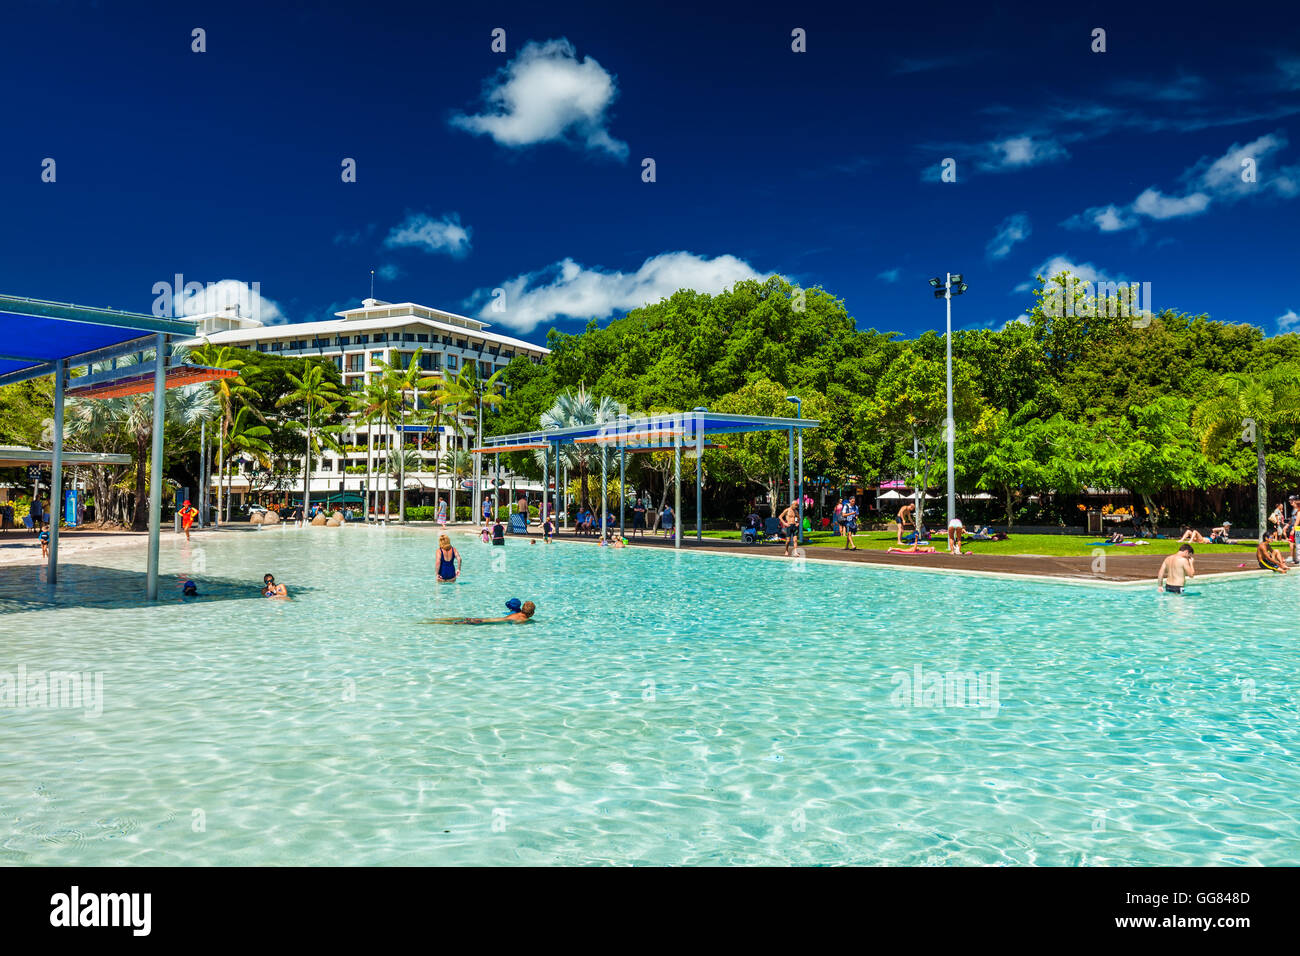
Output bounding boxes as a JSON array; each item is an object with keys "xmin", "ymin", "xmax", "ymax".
[{"xmin": 2, "ymin": 526, "xmax": 1298, "ymax": 865}]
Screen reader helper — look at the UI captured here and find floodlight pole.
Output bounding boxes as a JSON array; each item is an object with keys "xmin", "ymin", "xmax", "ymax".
[
  {"xmin": 47, "ymin": 359, "xmax": 65, "ymax": 583},
  {"xmin": 944, "ymin": 273, "xmax": 956, "ymax": 528},
  {"xmin": 146, "ymin": 334, "xmax": 167, "ymax": 600},
  {"xmin": 619, "ymin": 446, "xmax": 626, "ymax": 537}
]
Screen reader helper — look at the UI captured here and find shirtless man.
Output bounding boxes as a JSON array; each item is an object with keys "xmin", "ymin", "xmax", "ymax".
[
  {"xmin": 1257, "ymin": 539, "xmax": 1288, "ymax": 573},
  {"xmin": 1157, "ymin": 544, "xmax": 1195, "ymax": 594},
  {"xmin": 779, "ymin": 502, "xmax": 800, "ymax": 557},
  {"xmin": 896, "ymin": 502, "xmax": 916, "ymax": 544}
]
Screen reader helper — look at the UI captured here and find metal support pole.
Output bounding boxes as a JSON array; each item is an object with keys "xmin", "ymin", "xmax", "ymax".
[
  {"xmin": 541, "ymin": 448, "xmax": 548, "ymax": 534},
  {"xmin": 674, "ymin": 438, "xmax": 681, "ymax": 550},
  {"xmin": 787, "ymin": 428, "xmax": 795, "ymax": 516},
  {"xmin": 146, "ymin": 334, "xmax": 166, "ymax": 600},
  {"xmin": 199, "ymin": 419, "xmax": 206, "ymax": 527},
  {"xmin": 695, "ymin": 419, "xmax": 703, "ymax": 541},
  {"xmin": 600, "ymin": 448, "xmax": 608, "ymax": 537},
  {"xmin": 619, "ymin": 446, "xmax": 626, "ymax": 537},
  {"xmin": 47, "ymin": 359, "xmax": 65, "ymax": 583},
  {"xmin": 945, "ymin": 272, "xmax": 956, "ymax": 528},
  {"xmin": 797, "ymin": 428, "xmax": 804, "ymax": 544}
]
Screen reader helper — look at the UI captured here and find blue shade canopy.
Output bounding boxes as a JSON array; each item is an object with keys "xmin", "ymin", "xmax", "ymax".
[
  {"xmin": 482, "ymin": 411, "xmax": 820, "ymax": 451},
  {"xmin": 0, "ymin": 295, "xmax": 197, "ymax": 384}
]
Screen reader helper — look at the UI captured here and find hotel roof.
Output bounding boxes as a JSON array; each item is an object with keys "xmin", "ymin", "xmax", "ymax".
[{"xmin": 197, "ymin": 301, "xmax": 549, "ymax": 354}]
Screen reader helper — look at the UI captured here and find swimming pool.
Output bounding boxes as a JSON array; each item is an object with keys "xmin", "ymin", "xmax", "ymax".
[{"xmin": 2, "ymin": 526, "xmax": 1297, "ymax": 865}]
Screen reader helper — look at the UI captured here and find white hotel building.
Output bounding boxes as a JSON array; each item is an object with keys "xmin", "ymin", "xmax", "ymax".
[{"xmin": 192, "ymin": 298, "xmax": 550, "ymax": 509}]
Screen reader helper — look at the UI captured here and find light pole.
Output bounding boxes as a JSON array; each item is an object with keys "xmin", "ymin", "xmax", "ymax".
[
  {"xmin": 928, "ymin": 273, "xmax": 967, "ymax": 529},
  {"xmin": 786, "ymin": 395, "xmax": 802, "ymax": 542}
]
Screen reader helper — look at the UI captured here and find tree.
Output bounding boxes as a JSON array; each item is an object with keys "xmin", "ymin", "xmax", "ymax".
[
  {"xmin": 189, "ymin": 343, "xmax": 261, "ymax": 524},
  {"xmin": 709, "ymin": 378, "xmax": 833, "ymax": 513},
  {"xmin": 865, "ymin": 348, "xmax": 982, "ymax": 530},
  {"xmin": 277, "ymin": 365, "xmax": 345, "ymax": 520},
  {"xmin": 1194, "ymin": 369, "xmax": 1300, "ymax": 539},
  {"xmin": 535, "ymin": 386, "xmax": 619, "ymax": 512}
]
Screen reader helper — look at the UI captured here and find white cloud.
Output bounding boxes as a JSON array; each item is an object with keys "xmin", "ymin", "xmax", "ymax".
[
  {"xmin": 979, "ymin": 135, "xmax": 1069, "ymax": 171},
  {"xmin": 1131, "ymin": 187, "xmax": 1212, "ymax": 219},
  {"xmin": 450, "ymin": 39, "xmax": 627, "ymax": 159},
  {"xmin": 985, "ymin": 213, "xmax": 1032, "ymax": 259},
  {"xmin": 176, "ymin": 279, "xmax": 287, "ymax": 325},
  {"xmin": 1278, "ymin": 309, "xmax": 1300, "ymax": 333},
  {"xmin": 1027, "ymin": 255, "xmax": 1128, "ymax": 295},
  {"xmin": 468, "ymin": 252, "xmax": 764, "ymax": 332},
  {"xmin": 376, "ymin": 263, "xmax": 401, "ymax": 281},
  {"xmin": 1066, "ymin": 132, "xmax": 1300, "ymax": 231},
  {"xmin": 1063, "ymin": 203, "xmax": 1138, "ymax": 232},
  {"xmin": 877, "ymin": 267, "xmax": 902, "ymax": 282},
  {"xmin": 383, "ymin": 212, "xmax": 472, "ymax": 258}
]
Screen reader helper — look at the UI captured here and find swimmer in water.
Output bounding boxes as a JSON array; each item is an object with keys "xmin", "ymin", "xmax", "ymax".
[
  {"xmin": 430, "ymin": 598, "xmax": 536, "ymax": 625},
  {"xmin": 1157, "ymin": 544, "xmax": 1195, "ymax": 594},
  {"xmin": 436, "ymin": 533, "xmax": 461, "ymax": 581},
  {"xmin": 262, "ymin": 573, "xmax": 289, "ymax": 598}
]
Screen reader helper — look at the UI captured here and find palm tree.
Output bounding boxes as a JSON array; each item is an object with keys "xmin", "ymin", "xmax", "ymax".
[
  {"xmin": 1194, "ymin": 369, "xmax": 1300, "ymax": 540},
  {"xmin": 447, "ymin": 362, "xmax": 507, "ymax": 520},
  {"xmin": 433, "ymin": 370, "xmax": 477, "ymax": 520},
  {"xmin": 277, "ymin": 365, "xmax": 345, "ymax": 520},
  {"xmin": 441, "ymin": 448, "xmax": 473, "ymax": 515},
  {"xmin": 355, "ymin": 372, "xmax": 402, "ymax": 518},
  {"xmin": 225, "ymin": 405, "xmax": 273, "ymax": 494},
  {"xmin": 189, "ymin": 342, "xmax": 260, "ymax": 525},
  {"xmin": 535, "ymin": 386, "xmax": 620, "ymax": 513},
  {"xmin": 414, "ymin": 370, "xmax": 454, "ymax": 519},
  {"xmin": 372, "ymin": 349, "xmax": 428, "ymax": 520},
  {"xmin": 63, "ymin": 345, "xmax": 214, "ymax": 530}
]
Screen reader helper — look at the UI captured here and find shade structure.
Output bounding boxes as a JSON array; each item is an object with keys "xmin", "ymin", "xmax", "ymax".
[
  {"xmin": 481, "ymin": 410, "xmax": 819, "ymax": 548},
  {"xmin": 0, "ymin": 446, "xmax": 131, "ymax": 467},
  {"xmin": 0, "ymin": 294, "xmax": 194, "ymax": 386},
  {"xmin": 67, "ymin": 364, "xmax": 235, "ymax": 400},
  {"xmin": 0, "ymin": 294, "xmax": 198, "ymax": 600}
]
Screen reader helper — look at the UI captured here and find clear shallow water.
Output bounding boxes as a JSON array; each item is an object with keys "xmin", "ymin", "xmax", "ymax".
[{"xmin": 1, "ymin": 525, "xmax": 1298, "ymax": 866}]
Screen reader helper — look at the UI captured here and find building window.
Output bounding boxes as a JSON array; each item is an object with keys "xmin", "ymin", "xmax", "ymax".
[
  {"xmin": 455, "ymin": 339, "xmax": 467, "ymax": 349},
  {"xmin": 357, "ymin": 335, "xmax": 369, "ymax": 344},
  {"xmin": 479, "ymin": 361, "xmax": 492, "ymax": 377},
  {"xmin": 416, "ymin": 333, "xmax": 429, "ymax": 343},
  {"xmin": 371, "ymin": 351, "xmax": 384, "ymax": 365},
  {"xmin": 346, "ymin": 354, "xmax": 364, "ymax": 372},
  {"xmin": 373, "ymin": 333, "xmax": 387, "ymax": 343},
  {"xmin": 336, "ymin": 336, "xmax": 350, "ymax": 346},
  {"xmin": 426, "ymin": 353, "xmax": 442, "ymax": 370},
  {"xmin": 446, "ymin": 354, "xmax": 458, "ymax": 369},
  {"xmin": 331, "ymin": 356, "xmax": 342, "ymax": 370}
]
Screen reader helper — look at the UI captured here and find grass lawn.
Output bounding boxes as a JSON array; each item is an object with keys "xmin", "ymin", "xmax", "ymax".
[{"xmin": 703, "ymin": 529, "xmax": 1259, "ymax": 557}]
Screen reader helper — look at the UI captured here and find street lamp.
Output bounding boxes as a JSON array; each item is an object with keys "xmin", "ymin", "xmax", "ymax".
[
  {"xmin": 927, "ymin": 273, "xmax": 968, "ymax": 529},
  {"xmin": 786, "ymin": 395, "xmax": 803, "ymax": 542}
]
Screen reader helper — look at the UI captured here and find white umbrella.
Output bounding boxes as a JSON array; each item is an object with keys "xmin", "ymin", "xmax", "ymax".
[{"xmin": 876, "ymin": 490, "xmax": 907, "ymax": 500}]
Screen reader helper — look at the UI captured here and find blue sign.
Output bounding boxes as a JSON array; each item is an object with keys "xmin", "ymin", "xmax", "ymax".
[{"xmin": 64, "ymin": 488, "xmax": 79, "ymax": 528}]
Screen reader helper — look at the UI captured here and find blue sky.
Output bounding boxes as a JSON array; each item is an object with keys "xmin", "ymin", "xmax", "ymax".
[{"xmin": 3, "ymin": 0, "xmax": 1299, "ymax": 343}]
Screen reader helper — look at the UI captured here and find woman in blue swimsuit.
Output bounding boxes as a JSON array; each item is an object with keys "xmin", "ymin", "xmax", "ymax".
[{"xmin": 436, "ymin": 533, "xmax": 461, "ymax": 582}]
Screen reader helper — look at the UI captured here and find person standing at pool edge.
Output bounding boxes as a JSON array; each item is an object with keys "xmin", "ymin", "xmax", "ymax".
[
  {"xmin": 779, "ymin": 500, "xmax": 800, "ymax": 557},
  {"xmin": 841, "ymin": 496, "xmax": 859, "ymax": 551},
  {"xmin": 1157, "ymin": 544, "xmax": 1195, "ymax": 593}
]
